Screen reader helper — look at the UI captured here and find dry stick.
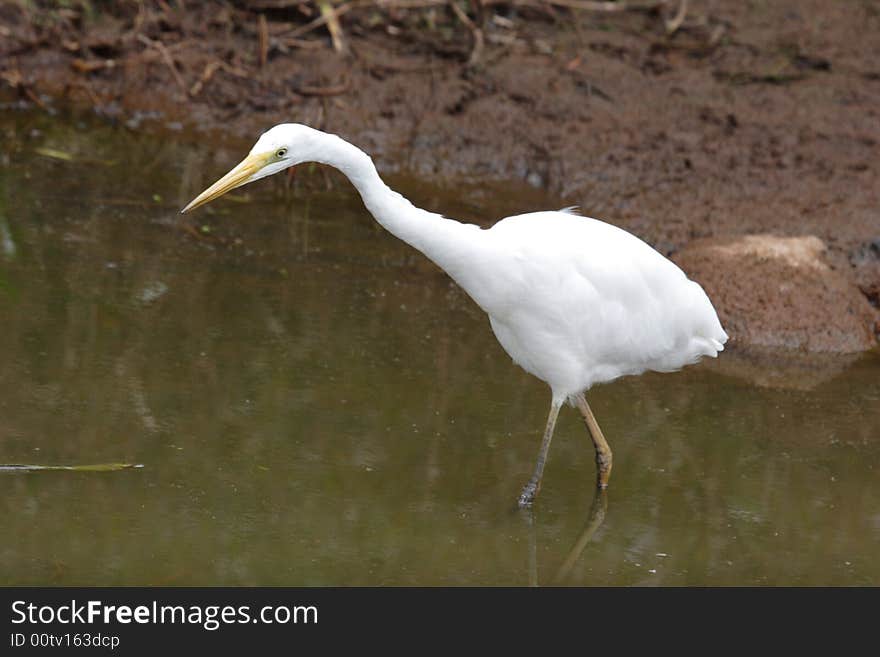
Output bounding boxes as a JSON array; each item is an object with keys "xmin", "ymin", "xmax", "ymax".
[
  {"xmin": 258, "ymin": 13, "xmax": 270, "ymax": 68},
  {"xmin": 665, "ymin": 0, "xmax": 688, "ymax": 35},
  {"xmin": 71, "ymin": 58, "xmax": 115, "ymax": 73},
  {"xmin": 449, "ymin": 1, "xmax": 484, "ymax": 66},
  {"xmin": 285, "ymin": 2, "xmax": 356, "ymax": 39},
  {"xmin": 189, "ymin": 60, "xmax": 222, "ymax": 97},
  {"xmin": 218, "ymin": 61, "xmax": 250, "ymax": 78},
  {"xmin": 132, "ymin": 39, "xmax": 190, "ymax": 59},
  {"xmin": 318, "ymin": 1, "xmax": 348, "ymax": 52},
  {"xmin": 136, "ymin": 34, "xmax": 187, "ymax": 93},
  {"xmin": 707, "ymin": 23, "xmax": 726, "ymax": 48}
]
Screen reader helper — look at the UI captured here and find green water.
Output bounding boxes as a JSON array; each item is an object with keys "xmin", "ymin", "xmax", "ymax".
[{"xmin": 1, "ymin": 110, "xmax": 878, "ymax": 586}]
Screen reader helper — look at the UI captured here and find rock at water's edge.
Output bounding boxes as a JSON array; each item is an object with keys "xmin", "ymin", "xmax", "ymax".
[{"xmin": 673, "ymin": 234, "xmax": 878, "ymax": 353}]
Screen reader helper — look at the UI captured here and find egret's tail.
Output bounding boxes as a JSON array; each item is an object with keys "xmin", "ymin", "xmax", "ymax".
[{"xmin": 694, "ymin": 332, "xmax": 728, "ymax": 361}]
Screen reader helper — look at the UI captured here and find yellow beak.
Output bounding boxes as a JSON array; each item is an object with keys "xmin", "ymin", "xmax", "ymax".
[{"xmin": 180, "ymin": 152, "xmax": 272, "ymax": 214}]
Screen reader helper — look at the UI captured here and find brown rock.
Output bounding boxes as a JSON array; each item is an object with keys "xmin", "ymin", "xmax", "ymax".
[
  {"xmin": 672, "ymin": 235, "xmax": 878, "ymax": 352},
  {"xmin": 851, "ymin": 240, "xmax": 880, "ymax": 327}
]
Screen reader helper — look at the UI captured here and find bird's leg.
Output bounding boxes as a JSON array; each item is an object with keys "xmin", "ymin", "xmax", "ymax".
[
  {"xmin": 574, "ymin": 393, "xmax": 613, "ymax": 489},
  {"xmin": 518, "ymin": 401, "xmax": 562, "ymax": 508}
]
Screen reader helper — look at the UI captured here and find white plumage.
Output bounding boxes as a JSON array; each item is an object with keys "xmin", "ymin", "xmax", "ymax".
[
  {"xmin": 182, "ymin": 124, "xmax": 728, "ymax": 506},
  {"xmin": 481, "ymin": 210, "xmax": 726, "ymax": 401}
]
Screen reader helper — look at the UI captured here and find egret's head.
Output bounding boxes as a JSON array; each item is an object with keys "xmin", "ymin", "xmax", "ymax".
[{"xmin": 181, "ymin": 124, "xmax": 320, "ymax": 214}]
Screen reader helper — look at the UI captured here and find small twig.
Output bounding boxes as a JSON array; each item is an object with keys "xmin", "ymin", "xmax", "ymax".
[
  {"xmin": 285, "ymin": 2, "xmax": 356, "ymax": 39},
  {"xmin": 136, "ymin": 34, "xmax": 187, "ymax": 94},
  {"xmin": 189, "ymin": 60, "xmax": 222, "ymax": 97},
  {"xmin": 71, "ymin": 58, "xmax": 116, "ymax": 73},
  {"xmin": 0, "ymin": 463, "xmax": 142, "ymax": 473},
  {"xmin": 131, "ymin": 39, "xmax": 190, "ymax": 61},
  {"xmin": 318, "ymin": 1, "xmax": 348, "ymax": 53},
  {"xmin": 217, "ymin": 61, "xmax": 250, "ymax": 78},
  {"xmin": 665, "ymin": 0, "xmax": 688, "ymax": 35},
  {"xmin": 485, "ymin": 32, "xmax": 519, "ymax": 46},
  {"xmin": 707, "ymin": 23, "xmax": 726, "ymax": 48},
  {"xmin": 492, "ymin": 13, "xmax": 516, "ymax": 29},
  {"xmin": 258, "ymin": 13, "xmax": 270, "ymax": 68},
  {"xmin": 449, "ymin": 1, "xmax": 485, "ymax": 66}
]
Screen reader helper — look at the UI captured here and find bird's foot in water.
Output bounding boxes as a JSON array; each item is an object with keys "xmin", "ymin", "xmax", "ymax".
[{"xmin": 518, "ymin": 480, "xmax": 540, "ymax": 508}]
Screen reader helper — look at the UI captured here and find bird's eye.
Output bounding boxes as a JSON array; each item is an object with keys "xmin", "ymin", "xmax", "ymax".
[{"xmin": 276, "ymin": 148, "xmax": 288, "ymax": 158}]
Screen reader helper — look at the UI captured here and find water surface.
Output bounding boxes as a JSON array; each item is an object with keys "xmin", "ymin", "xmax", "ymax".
[{"xmin": 1, "ymin": 110, "xmax": 878, "ymax": 586}]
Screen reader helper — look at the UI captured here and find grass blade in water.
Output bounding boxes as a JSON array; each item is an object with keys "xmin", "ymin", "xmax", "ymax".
[{"xmin": 0, "ymin": 463, "xmax": 143, "ymax": 473}]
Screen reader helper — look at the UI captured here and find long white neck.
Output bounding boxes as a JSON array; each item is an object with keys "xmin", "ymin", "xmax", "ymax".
[{"xmin": 308, "ymin": 131, "xmax": 491, "ymax": 298}]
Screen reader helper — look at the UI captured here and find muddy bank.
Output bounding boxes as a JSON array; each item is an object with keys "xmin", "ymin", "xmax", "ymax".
[{"xmin": 1, "ymin": 1, "xmax": 878, "ymax": 349}]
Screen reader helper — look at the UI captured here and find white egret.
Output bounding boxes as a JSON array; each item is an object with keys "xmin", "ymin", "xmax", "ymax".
[{"xmin": 182, "ymin": 124, "xmax": 728, "ymax": 507}]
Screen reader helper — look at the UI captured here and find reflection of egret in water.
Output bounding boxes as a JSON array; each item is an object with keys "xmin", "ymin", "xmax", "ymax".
[
  {"xmin": 524, "ymin": 490, "xmax": 609, "ymax": 586},
  {"xmin": 554, "ymin": 491, "xmax": 609, "ymax": 584},
  {"xmin": 704, "ymin": 345, "xmax": 863, "ymax": 391}
]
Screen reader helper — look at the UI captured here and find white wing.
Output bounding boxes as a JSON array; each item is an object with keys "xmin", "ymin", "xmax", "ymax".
[{"xmin": 471, "ymin": 211, "xmax": 727, "ymax": 398}]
